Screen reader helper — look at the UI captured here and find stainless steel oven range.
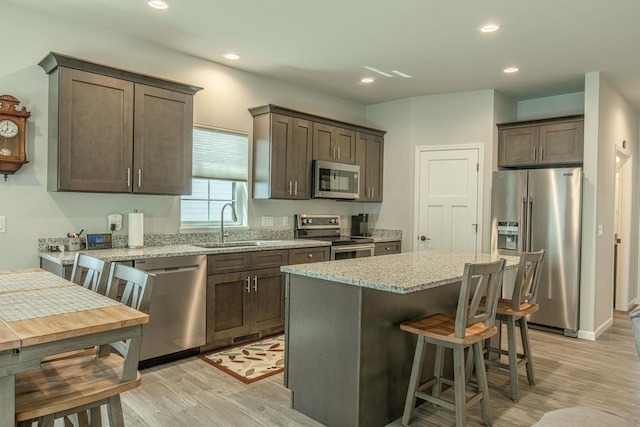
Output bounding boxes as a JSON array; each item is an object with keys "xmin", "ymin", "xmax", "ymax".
[{"xmin": 295, "ymin": 214, "xmax": 375, "ymax": 260}]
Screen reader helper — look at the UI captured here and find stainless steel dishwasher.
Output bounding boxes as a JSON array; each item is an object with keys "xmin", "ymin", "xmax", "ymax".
[{"xmin": 134, "ymin": 255, "xmax": 206, "ymax": 362}]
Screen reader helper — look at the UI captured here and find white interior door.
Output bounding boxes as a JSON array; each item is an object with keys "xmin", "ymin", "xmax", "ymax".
[{"xmin": 415, "ymin": 147, "xmax": 480, "ymax": 253}]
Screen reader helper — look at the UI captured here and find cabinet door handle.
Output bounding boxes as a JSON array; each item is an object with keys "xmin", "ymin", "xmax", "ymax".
[
  {"xmin": 126, "ymin": 168, "xmax": 131, "ymax": 188},
  {"xmin": 246, "ymin": 276, "xmax": 251, "ymax": 293},
  {"xmin": 288, "ymin": 181, "xmax": 293, "ymax": 195},
  {"xmin": 137, "ymin": 169, "xmax": 142, "ymax": 188},
  {"xmin": 533, "ymin": 147, "xmax": 537, "ymax": 161},
  {"xmin": 294, "ymin": 181, "xmax": 298, "ymax": 195},
  {"xmin": 540, "ymin": 147, "xmax": 544, "ymax": 160},
  {"xmin": 253, "ymin": 276, "xmax": 258, "ymax": 292},
  {"xmin": 332, "ymin": 146, "xmax": 336, "ymax": 159}
]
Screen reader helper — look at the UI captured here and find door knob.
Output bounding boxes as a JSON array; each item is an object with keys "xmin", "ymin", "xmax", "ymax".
[{"xmin": 420, "ymin": 235, "xmax": 431, "ymax": 241}]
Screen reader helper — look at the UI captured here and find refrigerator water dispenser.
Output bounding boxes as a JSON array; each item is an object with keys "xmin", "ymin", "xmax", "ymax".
[{"xmin": 497, "ymin": 221, "xmax": 519, "ymax": 250}]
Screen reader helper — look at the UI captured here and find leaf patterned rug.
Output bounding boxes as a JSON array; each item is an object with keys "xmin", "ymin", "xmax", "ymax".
[{"xmin": 199, "ymin": 335, "xmax": 285, "ymax": 384}]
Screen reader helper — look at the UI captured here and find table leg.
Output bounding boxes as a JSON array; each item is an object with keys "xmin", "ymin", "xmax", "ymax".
[{"xmin": 0, "ymin": 374, "xmax": 16, "ymax": 426}]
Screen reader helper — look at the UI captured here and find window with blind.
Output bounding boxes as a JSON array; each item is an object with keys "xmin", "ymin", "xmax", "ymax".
[{"xmin": 181, "ymin": 126, "xmax": 249, "ymax": 228}]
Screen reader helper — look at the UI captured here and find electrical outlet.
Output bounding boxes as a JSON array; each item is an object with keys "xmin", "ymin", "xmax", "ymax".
[
  {"xmin": 262, "ymin": 216, "xmax": 275, "ymax": 227},
  {"xmin": 282, "ymin": 216, "xmax": 289, "ymax": 227},
  {"xmin": 0, "ymin": 216, "xmax": 5, "ymax": 233},
  {"xmin": 108, "ymin": 213, "xmax": 123, "ymax": 231}
]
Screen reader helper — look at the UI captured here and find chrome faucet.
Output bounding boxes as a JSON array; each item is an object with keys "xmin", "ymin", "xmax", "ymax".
[{"xmin": 220, "ymin": 203, "xmax": 238, "ymax": 243}]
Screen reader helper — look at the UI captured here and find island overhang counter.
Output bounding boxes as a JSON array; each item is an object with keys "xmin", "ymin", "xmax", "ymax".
[{"xmin": 281, "ymin": 251, "xmax": 519, "ymax": 427}]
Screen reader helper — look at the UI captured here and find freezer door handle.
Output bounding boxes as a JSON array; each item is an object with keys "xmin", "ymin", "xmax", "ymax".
[{"xmin": 521, "ymin": 196, "xmax": 528, "ymax": 251}]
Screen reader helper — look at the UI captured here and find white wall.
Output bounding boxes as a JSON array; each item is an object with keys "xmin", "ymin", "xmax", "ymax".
[
  {"xmin": 580, "ymin": 72, "xmax": 639, "ymax": 339},
  {"xmin": 517, "ymin": 92, "xmax": 585, "ymax": 121},
  {"xmin": 0, "ymin": 3, "xmax": 369, "ymax": 270},
  {"xmin": 366, "ymin": 90, "xmax": 496, "ymax": 252}
]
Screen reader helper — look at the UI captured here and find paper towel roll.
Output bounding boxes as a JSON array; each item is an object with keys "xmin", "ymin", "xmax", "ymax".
[{"xmin": 128, "ymin": 212, "xmax": 144, "ymax": 248}]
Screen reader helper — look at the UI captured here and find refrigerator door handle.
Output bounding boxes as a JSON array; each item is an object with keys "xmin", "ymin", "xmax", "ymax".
[
  {"xmin": 521, "ymin": 196, "xmax": 528, "ymax": 252},
  {"xmin": 526, "ymin": 196, "xmax": 534, "ymax": 252}
]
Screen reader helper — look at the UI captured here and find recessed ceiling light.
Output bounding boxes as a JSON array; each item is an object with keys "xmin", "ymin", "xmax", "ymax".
[
  {"xmin": 224, "ymin": 53, "xmax": 242, "ymax": 60},
  {"xmin": 479, "ymin": 23, "xmax": 502, "ymax": 33},
  {"xmin": 146, "ymin": 0, "xmax": 170, "ymax": 10},
  {"xmin": 361, "ymin": 77, "xmax": 375, "ymax": 83},
  {"xmin": 503, "ymin": 67, "xmax": 520, "ymax": 74}
]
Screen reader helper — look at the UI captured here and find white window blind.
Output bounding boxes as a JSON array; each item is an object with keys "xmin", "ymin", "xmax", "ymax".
[{"xmin": 192, "ymin": 127, "xmax": 248, "ymax": 182}]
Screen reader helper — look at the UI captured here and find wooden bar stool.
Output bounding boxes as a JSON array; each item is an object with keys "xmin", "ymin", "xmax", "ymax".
[
  {"xmin": 485, "ymin": 250, "xmax": 545, "ymax": 401},
  {"xmin": 400, "ymin": 258, "xmax": 506, "ymax": 426}
]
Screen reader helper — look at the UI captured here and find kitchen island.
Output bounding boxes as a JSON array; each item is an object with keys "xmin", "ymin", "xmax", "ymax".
[{"xmin": 281, "ymin": 250, "xmax": 519, "ymax": 427}]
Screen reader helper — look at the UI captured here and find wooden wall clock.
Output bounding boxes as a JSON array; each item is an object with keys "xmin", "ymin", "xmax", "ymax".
[{"xmin": 0, "ymin": 95, "xmax": 31, "ymax": 180}]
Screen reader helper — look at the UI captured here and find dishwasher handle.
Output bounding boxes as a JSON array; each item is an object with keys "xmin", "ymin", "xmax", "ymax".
[{"xmin": 142, "ymin": 265, "xmax": 201, "ymax": 275}]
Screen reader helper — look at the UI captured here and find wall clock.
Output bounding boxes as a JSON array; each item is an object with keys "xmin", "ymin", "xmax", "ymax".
[{"xmin": 0, "ymin": 95, "xmax": 31, "ymax": 180}]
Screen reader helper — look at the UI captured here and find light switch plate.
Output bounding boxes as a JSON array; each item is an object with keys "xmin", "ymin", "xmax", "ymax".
[
  {"xmin": 262, "ymin": 216, "xmax": 275, "ymax": 227},
  {"xmin": 283, "ymin": 216, "xmax": 289, "ymax": 227},
  {"xmin": 597, "ymin": 224, "xmax": 603, "ymax": 237},
  {"xmin": 0, "ymin": 216, "xmax": 5, "ymax": 233}
]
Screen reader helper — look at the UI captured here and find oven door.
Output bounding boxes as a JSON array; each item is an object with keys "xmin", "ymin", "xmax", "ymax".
[{"xmin": 331, "ymin": 244, "xmax": 375, "ymax": 261}]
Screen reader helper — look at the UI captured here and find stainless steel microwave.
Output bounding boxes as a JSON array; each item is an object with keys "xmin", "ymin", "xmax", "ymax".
[{"xmin": 313, "ymin": 160, "xmax": 360, "ymax": 199}]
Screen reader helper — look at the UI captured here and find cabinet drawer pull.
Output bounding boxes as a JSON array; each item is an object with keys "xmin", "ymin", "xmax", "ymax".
[
  {"xmin": 308, "ymin": 253, "xmax": 313, "ymax": 258},
  {"xmin": 386, "ymin": 246, "xmax": 391, "ymax": 251},
  {"xmin": 246, "ymin": 276, "xmax": 251, "ymax": 293},
  {"xmin": 253, "ymin": 276, "xmax": 258, "ymax": 292},
  {"xmin": 126, "ymin": 168, "xmax": 131, "ymax": 187}
]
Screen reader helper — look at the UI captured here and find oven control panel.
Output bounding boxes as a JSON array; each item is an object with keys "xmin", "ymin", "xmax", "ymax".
[{"xmin": 296, "ymin": 214, "xmax": 341, "ymax": 230}]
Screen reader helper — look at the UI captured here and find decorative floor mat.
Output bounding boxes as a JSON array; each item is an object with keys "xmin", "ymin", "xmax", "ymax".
[{"xmin": 199, "ymin": 335, "xmax": 285, "ymax": 384}]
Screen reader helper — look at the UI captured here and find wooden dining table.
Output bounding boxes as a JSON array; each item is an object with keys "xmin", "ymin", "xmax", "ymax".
[{"xmin": 0, "ymin": 268, "xmax": 149, "ymax": 426}]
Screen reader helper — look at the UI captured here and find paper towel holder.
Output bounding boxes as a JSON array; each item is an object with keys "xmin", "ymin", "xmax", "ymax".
[{"xmin": 128, "ymin": 209, "xmax": 144, "ymax": 249}]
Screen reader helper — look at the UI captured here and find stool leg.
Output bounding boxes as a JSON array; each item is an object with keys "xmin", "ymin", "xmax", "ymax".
[
  {"xmin": 453, "ymin": 344, "xmax": 467, "ymax": 427},
  {"xmin": 107, "ymin": 395, "xmax": 125, "ymax": 427},
  {"xmin": 473, "ymin": 342, "xmax": 492, "ymax": 426},
  {"xmin": 433, "ymin": 344, "xmax": 444, "ymax": 398},
  {"xmin": 506, "ymin": 316, "xmax": 519, "ymax": 401},
  {"xmin": 402, "ymin": 336, "xmax": 426, "ymax": 426},
  {"xmin": 520, "ymin": 317, "xmax": 536, "ymax": 386}
]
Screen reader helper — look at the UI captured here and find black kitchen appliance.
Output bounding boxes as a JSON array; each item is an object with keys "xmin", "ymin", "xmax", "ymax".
[
  {"xmin": 351, "ymin": 213, "xmax": 370, "ymax": 237},
  {"xmin": 295, "ymin": 214, "xmax": 374, "ymax": 260}
]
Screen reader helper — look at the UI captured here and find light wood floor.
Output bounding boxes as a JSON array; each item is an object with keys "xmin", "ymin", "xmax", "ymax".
[{"xmin": 98, "ymin": 311, "xmax": 640, "ymax": 426}]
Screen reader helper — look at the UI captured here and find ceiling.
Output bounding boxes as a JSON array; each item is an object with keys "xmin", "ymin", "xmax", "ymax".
[{"xmin": 9, "ymin": 0, "xmax": 640, "ymax": 108}]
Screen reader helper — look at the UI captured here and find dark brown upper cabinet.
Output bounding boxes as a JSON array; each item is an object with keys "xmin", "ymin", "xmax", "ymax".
[
  {"xmin": 313, "ymin": 123, "xmax": 356, "ymax": 164},
  {"xmin": 39, "ymin": 52, "xmax": 202, "ymax": 195},
  {"xmin": 355, "ymin": 132, "xmax": 384, "ymax": 202},
  {"xmin": 252, "ymin": 112, "xmax": 312, "ymax": 199},
  {"xmin": 249, "ymin": 105, "xmax": 385, "ymax": 200},
  {"xmin": 498, "ymin": 115, "xmax": 584, "ymax": 168}
]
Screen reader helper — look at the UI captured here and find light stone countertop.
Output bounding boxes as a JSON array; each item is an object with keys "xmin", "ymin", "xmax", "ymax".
[
  {"xmin": 39, "ymin": 239, "xmax": 331, "ymax": 266},
  {"xmin": 281, "ymin": 250, "xmax": 520, "ymax": 294}
]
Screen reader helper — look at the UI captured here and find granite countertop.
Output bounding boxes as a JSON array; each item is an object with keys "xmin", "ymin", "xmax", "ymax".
[
  {"xmin": 371, "ymin": 236, "xmax": 401, "ymax": 243},
  {"xmin": 39, "ymin": 239, "xmax": 331, "ymax": 266},
  {"xmin": 281, "ymin": 250, "xmax": 520, "ymax": 294}
]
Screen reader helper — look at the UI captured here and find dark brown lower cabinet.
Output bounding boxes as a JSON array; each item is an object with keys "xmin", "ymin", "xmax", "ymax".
[{"xmin": 206, "ymin": 267, "xmax": 285, "ymax": 344}]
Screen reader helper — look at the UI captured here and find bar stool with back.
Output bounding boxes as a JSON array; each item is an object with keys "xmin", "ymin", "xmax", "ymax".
[
  {"xmin": 400, "ymin": 258, "xmax": 506, "ymax": 426},
  {"xmin": 485, "ymin": 249, "xmax": 545, "ymax": 402}
]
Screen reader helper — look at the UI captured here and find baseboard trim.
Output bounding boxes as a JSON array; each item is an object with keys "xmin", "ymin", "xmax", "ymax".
[{"xmin": 578, "ymin": 317, "xmax": 614, "ymax": 341}]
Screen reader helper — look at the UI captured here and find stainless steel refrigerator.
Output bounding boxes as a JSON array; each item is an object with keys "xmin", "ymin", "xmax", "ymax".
[{"xmin": 491, "ymin": 168, "xmax": 582, "ymax": 337}]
